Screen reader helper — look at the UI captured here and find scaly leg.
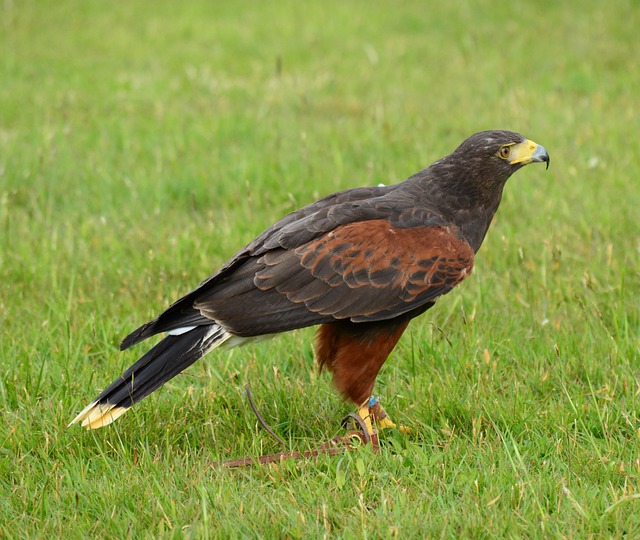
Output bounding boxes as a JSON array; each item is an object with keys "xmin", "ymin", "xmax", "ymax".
[
  {"xmin": 365, "ymin": 396, "xmax": 413, "ymax": 434},
  {"xmin": 352, "ymin": 396, "xmax": 395, "ymax": 436},
  {"xmin": 357, "ymin": 401, "xmax": 375, "ymax": 436},
  {"xmin": 367, "ymin": 396, "xmax": 397, "ymax": 430}
]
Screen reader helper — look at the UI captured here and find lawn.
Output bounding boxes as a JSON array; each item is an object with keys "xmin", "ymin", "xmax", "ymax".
[{"xmin": 1, "ymin": 0, "xmax": 639, "ymax": 537}]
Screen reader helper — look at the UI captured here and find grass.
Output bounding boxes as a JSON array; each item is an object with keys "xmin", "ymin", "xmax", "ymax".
[{"xmin": 1, "ymin": 0, "xmax": 639, "ymax": 537}]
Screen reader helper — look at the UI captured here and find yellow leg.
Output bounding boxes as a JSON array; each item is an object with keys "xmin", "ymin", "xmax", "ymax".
[
  {"xmin": 349, "ymin": 397, "xmax": 413, "ymax": 437},
  {"xmin": 357, "ymin": 404, "xmax": 375, "ymax": 437}
]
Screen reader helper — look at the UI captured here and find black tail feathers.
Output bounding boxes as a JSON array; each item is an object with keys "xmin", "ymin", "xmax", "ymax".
[{"xmin": 70, "ymin": 324, "xmax": 228, "ymax": 429}]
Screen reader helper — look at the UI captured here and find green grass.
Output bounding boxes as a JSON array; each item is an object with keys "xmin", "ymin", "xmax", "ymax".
[{"xmin": 2, "ymin": 0, "xmax": 639, "ymax": 537}]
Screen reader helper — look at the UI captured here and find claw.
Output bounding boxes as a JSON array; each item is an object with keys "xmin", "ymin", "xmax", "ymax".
[
  {"xmin": 368, "ymin": 396, "xmax": 414, "ymax": 434},
  {"xmin": 342, "ymin": 396, "xmax": 413, "ymax": 441},
  {"xmin": 376, "ymin": 416, "xmax": 398, "ymax": 430}
]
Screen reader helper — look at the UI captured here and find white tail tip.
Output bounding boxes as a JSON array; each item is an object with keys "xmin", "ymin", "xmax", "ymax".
[{"xmin": 68, "ymin": 401, "xmax": 130, "ymax": 430}]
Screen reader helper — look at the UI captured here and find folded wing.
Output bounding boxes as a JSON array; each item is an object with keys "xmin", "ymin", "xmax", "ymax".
[{"xmin": 195, "ymin": 219, "xmax": 474, "ymax": 333}]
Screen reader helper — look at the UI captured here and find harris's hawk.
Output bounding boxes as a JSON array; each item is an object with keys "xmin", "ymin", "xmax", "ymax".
[{"xmin": 70, "ymin": 130, "xmax": 549, "ymax": 434}]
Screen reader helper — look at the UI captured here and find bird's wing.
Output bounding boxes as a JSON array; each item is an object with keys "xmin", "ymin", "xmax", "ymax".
[
  {"xmin": 194, "ymin": 218, "xmax": 474, "ymax": 336},
  {"xmin": 120, "ymin": 184, "xmax": 398, "ymax": 348},
  {"xmin": 121, "ymin": 184, "xmax": 459, "ymax": 343},
  {"xmin": 254, "ymin": 219, "xmax": 475, "ymax": 322}
]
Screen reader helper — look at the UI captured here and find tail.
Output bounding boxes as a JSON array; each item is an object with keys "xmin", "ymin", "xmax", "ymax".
[{"xmin": 69, "ymin": 324, "xmax": 231, "ymax": 429}]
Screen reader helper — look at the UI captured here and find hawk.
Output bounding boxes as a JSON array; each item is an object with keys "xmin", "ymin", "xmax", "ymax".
[{"xmin": 70, "ymin": 130, "xmax": 549, "ymax": 435}]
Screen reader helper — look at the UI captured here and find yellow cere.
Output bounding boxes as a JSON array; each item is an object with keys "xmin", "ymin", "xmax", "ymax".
[{"xmin": 507, "ymin": 139, "xmax": 540, "ymax": 165}]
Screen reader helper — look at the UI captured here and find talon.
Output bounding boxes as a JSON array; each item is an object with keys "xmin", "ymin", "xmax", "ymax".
[
  {"xmin": 376, "ymin": 416, "xmax": 398, "ymax": 430},
  {"xmin": 343, "ymin": 397, "xmax": 412, "ymax": 443},
  {"xmin": 367, "ymin": 396, "xmax": 413, "ymax": 434}
]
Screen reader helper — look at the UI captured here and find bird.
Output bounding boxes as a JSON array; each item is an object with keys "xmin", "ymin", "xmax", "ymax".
[{"xmin": 70, "ymin": 130, "xmax": 549, "ymax": 435}]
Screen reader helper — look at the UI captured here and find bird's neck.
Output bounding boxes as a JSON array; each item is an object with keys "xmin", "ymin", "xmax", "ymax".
[
  {"xmin": 455, "ymin": 201, "xmax": 502, "ymax": 253},
  {"xmin": 408, "ymin": 165, "xmax": 507, "ymax": 253}
]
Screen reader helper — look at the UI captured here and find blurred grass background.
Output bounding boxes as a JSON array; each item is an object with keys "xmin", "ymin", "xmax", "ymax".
[{"xmin": 1, "ymin": 0, "xmax": 639, "ymax": 537}]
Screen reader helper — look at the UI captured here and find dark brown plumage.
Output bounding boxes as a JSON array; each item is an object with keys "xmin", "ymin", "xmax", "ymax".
[{"xmin": 70, "ymin": 130, "xmax": 549, "ymax": 430}]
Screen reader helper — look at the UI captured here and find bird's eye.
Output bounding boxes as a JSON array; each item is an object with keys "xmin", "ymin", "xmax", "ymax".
[{"xmin": 498, "ymin": 145, "xmax": 511, "ymax": 159}]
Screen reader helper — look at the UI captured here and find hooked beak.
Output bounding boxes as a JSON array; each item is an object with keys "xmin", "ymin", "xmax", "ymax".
[{"xmin": 509, "ymin": 139, "xmax": 550, "ymax": 169}]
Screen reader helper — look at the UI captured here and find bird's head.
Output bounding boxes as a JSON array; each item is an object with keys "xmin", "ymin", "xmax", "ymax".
[
  {"xmin": 447, "ymin": 130, "xmax": 550, "ymax": 187},
  {"xmin": 465, "ymin": 130, "xmax": 549, "ymax": 168},
  {"xmin": 419, "ymin": 129, "xmax": 550, "ymax": 226}
]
